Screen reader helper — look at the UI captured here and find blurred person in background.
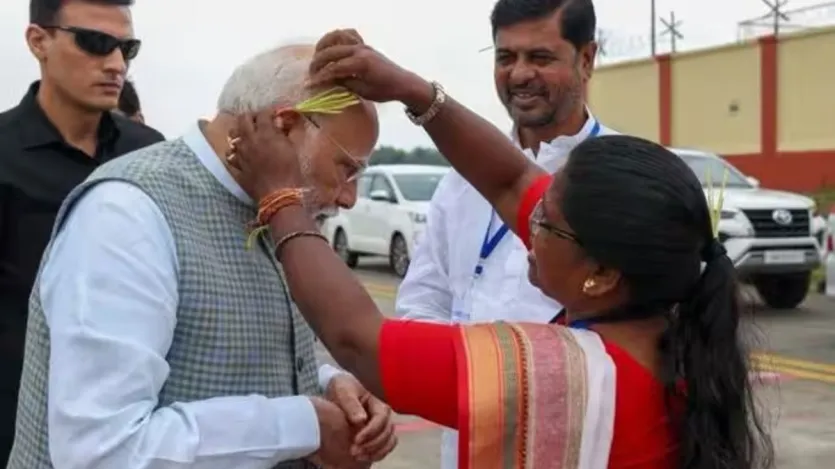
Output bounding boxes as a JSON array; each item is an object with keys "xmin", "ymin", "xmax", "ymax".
[
  {"xmin": 8, "ymin": 38, "xmax": 395, "ymax": 469},
  {"xmin": 116, "ymin": 79, "xmax": 145, "ymax": 123},
  {"xmin": 394, "ymin": 1, "xmax": 616, "ymax": 467},
  {"xmin": 0, "ymin": 0, "xmax": 163, "ymax": 465}
]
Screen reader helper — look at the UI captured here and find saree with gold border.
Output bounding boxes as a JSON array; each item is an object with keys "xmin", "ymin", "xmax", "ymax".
[{"xmin": 453, "ymin": 322, "xmax": 616, "ymax": 469}]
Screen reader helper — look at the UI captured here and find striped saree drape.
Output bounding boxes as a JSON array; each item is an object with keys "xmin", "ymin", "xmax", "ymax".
[{"xmin": 454, "ymin": 322, "xmax": 616, "ymax": 469}]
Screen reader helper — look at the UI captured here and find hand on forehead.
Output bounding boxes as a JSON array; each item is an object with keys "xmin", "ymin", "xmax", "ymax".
[{"xmin": 314, "ymin": 29, "xmax": 364, "ymax": 52}]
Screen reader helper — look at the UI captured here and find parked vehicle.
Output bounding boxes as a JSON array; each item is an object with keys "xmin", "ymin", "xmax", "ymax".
[
  {"xmin": 824, "ymin": 213, "xmax": 835, "ymax": 297},
  {"xmin": 813, "ymin": 215, "xmax": 828, "ymax": 258},
  {"xmin": 320, "ymin": 164, "xmax": 450, "ymax": 277},
  {"xmin": 673, "ymin": 149, "xmax": 822, "ymax": 309}
]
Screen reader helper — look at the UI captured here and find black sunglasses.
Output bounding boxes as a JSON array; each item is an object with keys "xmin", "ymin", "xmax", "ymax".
[
  {"xmin": 43, "ymin": 25, "xmax": 141, "ymax": 60},
  {"xmin": 529, "ymin": 199, "xmax": 581, "ymax": 244}
]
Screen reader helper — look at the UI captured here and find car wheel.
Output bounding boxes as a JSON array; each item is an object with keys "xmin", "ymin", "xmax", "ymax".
[
  {"xmin": 753, "ymin": 272, "xmax": 811, "ymax": 310},
  {"xmin": 333, "ymin": 229, "xmax": 358, "ymax": 268},
  {"xmin": 389, "ymin": 233, "xmax": 409, "ymax": 278}
]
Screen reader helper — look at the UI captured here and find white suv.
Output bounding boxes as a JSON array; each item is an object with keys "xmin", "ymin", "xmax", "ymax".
[
  {"xmin": 824, "ymin": 214, "xmax": 835, "ymax": 297},
  {"xmin": 320, "ymin": 164, "xmax": 450, "ymax": 277},
  {"xmin": 675, "ymin": 149, "xmax": 821, "ymax": 309}
]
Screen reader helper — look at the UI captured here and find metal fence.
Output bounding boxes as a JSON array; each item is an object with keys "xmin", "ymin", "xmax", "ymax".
[{"xmin": 737, "ymin": 1, "xmax": 835, "ymax": 40}]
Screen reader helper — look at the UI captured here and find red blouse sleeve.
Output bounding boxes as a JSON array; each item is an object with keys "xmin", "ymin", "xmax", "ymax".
[
  {"xmin": 516, "ymin": 173, "xmax": 554, "ymax": 250},
  {"xmin": 379, "ymin": 319, "xmax": 459, "ymax": 429}
]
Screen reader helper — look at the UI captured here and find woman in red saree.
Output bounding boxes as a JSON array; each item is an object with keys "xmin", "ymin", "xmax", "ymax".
[{"xmin": 228, "ymin": 31, "xmax": 773, "ymax": 469}]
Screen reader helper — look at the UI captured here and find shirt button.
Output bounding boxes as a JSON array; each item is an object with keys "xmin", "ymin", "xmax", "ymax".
[{"xmin": 296, "ymin": 357, "xmax": 304, "ymax": 372}]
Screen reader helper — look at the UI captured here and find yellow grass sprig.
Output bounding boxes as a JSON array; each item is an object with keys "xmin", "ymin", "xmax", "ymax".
[
  {"xmin": 245, "ymin": 225, "xmax": 270, "ymax": 251},
  {"xmin": 705, "ymin": 167, "xmax": 730, "ymax": 238},
  {"xmin": 293, "ymin": 87, "xmax": 360, "ymax": 115}
]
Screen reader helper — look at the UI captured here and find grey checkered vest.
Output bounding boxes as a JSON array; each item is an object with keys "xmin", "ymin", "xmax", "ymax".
[{"xmin": 8, "ymin": 139, "xmax": 319, "ymax": 469}]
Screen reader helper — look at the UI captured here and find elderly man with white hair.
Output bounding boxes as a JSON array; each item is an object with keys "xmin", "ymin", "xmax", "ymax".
[{"xmin": 8, "ymin": 40, "xmax": 392, "ymax": 469}]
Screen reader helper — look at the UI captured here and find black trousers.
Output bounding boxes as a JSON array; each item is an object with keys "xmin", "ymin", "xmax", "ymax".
[
  {"xmin": 0, "ymin": 313, "xmax": 26, "ymax": 468},
  {"xmin": 0, "ymin": 364, "xmax": 21, "ymax": 468},
  {"xmin": 0, "ymin": 391, "xmax": 16, "ymax": 467}
]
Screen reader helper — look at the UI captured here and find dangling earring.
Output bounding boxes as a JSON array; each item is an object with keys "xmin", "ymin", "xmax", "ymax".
[{"xmin": 582, "ymin": 278, "xmax": 596, "ymax": 294}]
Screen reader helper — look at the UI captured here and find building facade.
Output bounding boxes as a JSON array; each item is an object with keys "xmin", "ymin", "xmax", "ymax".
[{"xmin": 588, "ymin": 27, "xmax": 835, "ymax": 192}]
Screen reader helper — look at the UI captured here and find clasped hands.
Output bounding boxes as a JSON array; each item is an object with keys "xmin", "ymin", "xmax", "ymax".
[{"xmin": 309, "ymin": 373, "xmax": 397, "ymax": 468}]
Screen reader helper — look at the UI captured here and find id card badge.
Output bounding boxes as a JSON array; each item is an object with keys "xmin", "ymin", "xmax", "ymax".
[
  {"xmin": 451, "ymin": 304, "xmax": 469, "ymax": 323},
  {"xmin": 451, "ymin": 289, "xmax": 471, "ymax": 323},
  {"xmin": 452, "ymin": 262, "xmax": 484, "ymax": 323}
]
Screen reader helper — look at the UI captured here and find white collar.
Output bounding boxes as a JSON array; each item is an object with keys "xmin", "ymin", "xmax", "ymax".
[
  {"xmin": 511, "ymin": 107, "xmax": 600, "ymax": 153},
  {"xmin": 181, "ymin": 121, "xmax": 254, "ymax": 206}
]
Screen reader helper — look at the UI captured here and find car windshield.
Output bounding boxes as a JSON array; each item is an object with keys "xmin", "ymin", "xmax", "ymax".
[
  {"xmin": 678, "ymin": 154, "xmax": 753, "ymax": 188},
  {"xmin": 392, "ymin": 173, "xmax": 446, "ymax": 201}
]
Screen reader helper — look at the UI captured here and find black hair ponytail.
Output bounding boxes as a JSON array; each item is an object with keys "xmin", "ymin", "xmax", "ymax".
[
  {"xmin": 558, "ymin": 135, "xmax": 774, "ymax": 468},
  {"xmin": 662, "ymin": 243, "xmax": 774, "ymax": 469}
]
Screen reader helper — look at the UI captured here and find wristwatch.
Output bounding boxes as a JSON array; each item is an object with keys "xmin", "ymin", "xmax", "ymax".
[{"xmin": 405, "ymin": 81, "xmax": 446, "ymax": 126}]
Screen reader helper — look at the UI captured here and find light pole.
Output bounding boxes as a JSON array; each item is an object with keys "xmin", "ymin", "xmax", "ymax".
[{"xmin": 650, "ymin": 0, "xmax": 657, "ymax": 56}]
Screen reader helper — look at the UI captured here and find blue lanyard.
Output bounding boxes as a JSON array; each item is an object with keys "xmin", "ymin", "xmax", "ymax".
[
  {"xmin": 569, "ymin": 319, "xmax": 593, "ymax": 330},
  {"xmin": 553, "ymin": 307, "xmax": 656, "ymax": 329},
  {"xmin": 474, "ymin": 120, "xmax": 602, "ymax": 277},
  {"xmin": 550, "ymin": 310, "xmax": 594, "ymax": 330},
  {"xmin": 588, "ymin": 120, "xmax": 601, "ymax": 139},
  {"xmin": 474, "ymin": 216, "xmax": 510, "ymax": 275}
]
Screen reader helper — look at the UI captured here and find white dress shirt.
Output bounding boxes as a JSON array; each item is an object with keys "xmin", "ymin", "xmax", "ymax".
[
  {"xmin": 39, "ymin": 123, "xmax": 342, "ymax": 469},
  {"xmin": 395, "ymin": 115, "xmax": 616, "ymax": 469}
]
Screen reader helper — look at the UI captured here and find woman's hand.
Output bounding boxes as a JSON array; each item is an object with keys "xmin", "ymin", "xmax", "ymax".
[
  {"xmin": 308, "ymin": 30, "xmax": 432, "ymax": 107},
  {"xmin": 227, "ymin": 111, "xmax": 305, "ymax": 202}
]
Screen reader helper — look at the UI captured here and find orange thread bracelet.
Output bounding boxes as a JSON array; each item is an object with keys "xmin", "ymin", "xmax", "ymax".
[
  {"xmin": 244, "ymin": 188, "xmax": 306, "ymax": 250},
  {"xmin": 256, "ymin": 188, "xmax": 305, "ymax": 226}
]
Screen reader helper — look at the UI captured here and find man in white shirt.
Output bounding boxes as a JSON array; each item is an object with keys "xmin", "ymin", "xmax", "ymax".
[
  {"xmin": 9, "ymin": 42, "xmax": 395, "ymax": 469},
  {"xmin": 396, "ymin": 1, "xmax": 615, "ymax": 467}
]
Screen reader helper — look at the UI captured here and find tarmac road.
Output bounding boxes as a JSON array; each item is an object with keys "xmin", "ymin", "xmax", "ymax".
[{"xmin": 317, "ymin": 258, "xmax": 835, "ymax": 469}]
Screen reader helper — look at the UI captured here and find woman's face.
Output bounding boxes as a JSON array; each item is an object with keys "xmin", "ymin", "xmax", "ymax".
[{"xmin": 527, "ymin": 172, "xmax": 613, "ymax": 309}]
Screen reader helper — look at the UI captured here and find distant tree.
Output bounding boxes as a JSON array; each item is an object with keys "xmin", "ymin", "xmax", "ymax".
[{"xmin": 369, "ymin": 145, "xmax": 449, "ymax": 166}]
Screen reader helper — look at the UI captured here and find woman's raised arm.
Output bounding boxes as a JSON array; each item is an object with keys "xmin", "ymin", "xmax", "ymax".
[{"xmin": 307, "ymin": 31, "xmax": 548, "ymax": 236}]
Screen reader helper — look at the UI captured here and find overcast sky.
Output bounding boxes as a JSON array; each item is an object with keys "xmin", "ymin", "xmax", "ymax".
[{"xmin": 1, "ymin": 0, "xmax": 830, "ymax": 148}]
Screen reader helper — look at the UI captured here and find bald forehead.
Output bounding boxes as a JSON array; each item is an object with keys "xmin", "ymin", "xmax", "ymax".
[
  {"xmin": 348, "ymin": 99, "xmax": 378, "ymax": 122},
  {"xmin": 318, "ymin": 98, "xmax": 377, "ymax": 129},
  {"xmin": 343, "ymin": 101, "xmax": 378, "ymax": 135},
  {"xmin": 316, "ymin": 100, "xmax": 379, "ymax": 158}
]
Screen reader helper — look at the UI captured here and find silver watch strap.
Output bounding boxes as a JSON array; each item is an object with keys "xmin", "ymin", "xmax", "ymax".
[{"xmin": 405, "ymin": 81, "xmax": 446, "ymax": 126}]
